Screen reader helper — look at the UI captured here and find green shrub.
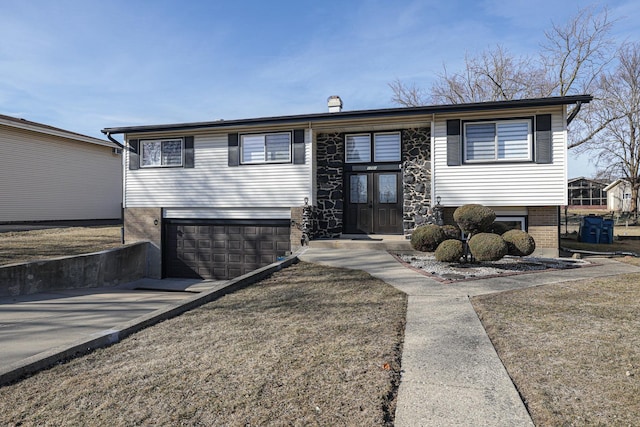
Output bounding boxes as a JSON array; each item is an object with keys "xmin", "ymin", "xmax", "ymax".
[
  {"xmin": 468, "ymin": 233, "xmax": 508, "ymax": 261},
  {"xmin": 411, "ymin": 224, "xmax": 446, "ymax": 252},
  {"xmin": 441, "ymin": 224, "xmax": 462, "ymax": 240},
  {"xmin": 435, "ymin": 239, "xmax": 465, "ymax": 262},
  {"xmin": 502, "ymin": 229, "xmax": 536, "ymax": 256},
  {"xmin": 487, "ymin": 221, "xmax": 510, "ymax": 235},
  {"xmin": 453, "ymin": 204, "xmax": 496, "ymax": 235}
]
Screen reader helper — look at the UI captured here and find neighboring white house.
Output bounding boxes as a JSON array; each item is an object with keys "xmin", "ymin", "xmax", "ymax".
[
  {"xmin": 102, "ymin": 95, "xmax": 591, "ymax": 279},
  {"xmin": 605, "ymin": 179, "xmax": 638, "ymax": 212},
  {"xmin": 0, "ymin": 114, "xmax": 123, "ymax": 222}
]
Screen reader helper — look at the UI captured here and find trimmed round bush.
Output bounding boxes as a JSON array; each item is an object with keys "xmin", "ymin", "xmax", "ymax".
[
  {"xmin": 502, "ymin": 229, "xmax": 536, "ymax": 256},
  {"xmin": 441, "ymin": 224, "xmax": 462, "ymax": 240},
  {"xmin": 453, "ymin": 204, "xmax": 496, "ymax": 235},
  {"xmin": 488, "ymin": 221, "xmax": 510, "ymax": 236},
  {"xmin": 468, "ymin": 233, "xmax": 508, "ymax": 261},
  {"xmin": 435, "ymin": 239, "xmax": 465, "ymax": 262},
  {"xmin": 411, "ymin": 224, "xmax": 446, "ymax": 252}
]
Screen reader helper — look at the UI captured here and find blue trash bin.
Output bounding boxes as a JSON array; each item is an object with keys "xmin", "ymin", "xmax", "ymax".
[
  {"xmin": 600, "ymin": 219, "xmax": 614, "ymax": 244},
  {"xmin": 579, "ymin": 215, "xmax": 603, "ymax": 243}
]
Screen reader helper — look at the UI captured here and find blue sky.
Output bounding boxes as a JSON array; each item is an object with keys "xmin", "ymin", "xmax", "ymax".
[{"xmin": 2, "ymin": 0, "xmax": 639, "ymax": 178}]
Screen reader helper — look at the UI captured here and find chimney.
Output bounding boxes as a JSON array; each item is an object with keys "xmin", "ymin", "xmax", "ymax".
[{"xmin": 327, "ymin": 95, "xmax": 343, "ymax": 113}]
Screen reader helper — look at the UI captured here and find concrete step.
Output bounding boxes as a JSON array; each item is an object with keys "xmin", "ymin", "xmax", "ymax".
[{"xmin": 308, "ymin": 235, "xmax": 412, "ymax": 251}]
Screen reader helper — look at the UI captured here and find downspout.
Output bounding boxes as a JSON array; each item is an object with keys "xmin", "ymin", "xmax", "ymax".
[
  {"xmin": 566, "ymin": 101, "xmax": 582, "ymax": 126},
  {"xmin": 105, "ymin": 131, "xmax": 125, "ymax": 148}
]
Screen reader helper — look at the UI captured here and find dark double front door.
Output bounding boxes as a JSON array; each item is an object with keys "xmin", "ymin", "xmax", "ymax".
[{"xmin": 344, "ymin": 171, "xmax": 403, "ymax": 234}]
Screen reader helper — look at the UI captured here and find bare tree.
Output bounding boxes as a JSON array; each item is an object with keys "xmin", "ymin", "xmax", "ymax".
[
  {"xmin": 430, "ymin": 46, "xmax": 549, "ymax": 104},
  {"xmin": 541, "ymin": 5, "xmax": 615, "ymax": 97},
  {"xmin": 542, "ymin": 6, "xmax": 618, "ymax": 150},
  {"xmin": 390, "ymin": 6, "xmax": 615, "ymax": 115},
  {"xmin": 578, "ymin": 43, "xmax": 640, "ymax": 214},
  {"xmin": 389, "ymin": 78, "xmax": 428, "ymax": 107}
]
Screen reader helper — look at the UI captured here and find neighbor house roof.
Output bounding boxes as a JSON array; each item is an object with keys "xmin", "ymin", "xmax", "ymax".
[
  {"xmin": 102, "ymin": 95, "xmax": 593, "ymax": 135},
  {"xmin": 0, "ymin": 114, "xmax": 118, "ymax": 148},
  {"xmin": 604, "ymin": 179, "xmax": 630, "ymax": 192},
  {"xmin": 568, "ymin": 177, "xmax": 609, "ymax": 185}
]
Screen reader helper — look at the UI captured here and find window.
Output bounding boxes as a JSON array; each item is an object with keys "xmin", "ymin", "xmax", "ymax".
[
  {"xmin": 350, "ymin": 175, "xmax": 368, "ymax": 203},
  {"xmin": 374, "ymin": 132, "xmax": 401, "ymax": 162},
  {"xmin": 241, "ymin": 132, "xmax": 291, "ymax": 164},
  {"xmin": 495, "ymin": 216, "xmax": 526, "ymax": 231},
  {"xmin": 140, "ymin": 139, "xmax": 183, "ymax": 167},
  {"xmin": 346, "ymin": 134, "xmax": 371, "ymax": 163},
  {"xmin": 346, "ymin": 132, "xmax": 401, "ymax": 163},
  {"xmin": 378, "ymin": 173, "xmax": 397, "ymax": 203},
  {"xmin": 464, "ymin": 119, "xmax": 531, "ymax": 162}
]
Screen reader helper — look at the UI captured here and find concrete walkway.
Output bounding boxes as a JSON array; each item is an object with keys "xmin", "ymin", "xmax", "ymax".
[
  {"xmin": 299, "ymin": 248, "xmax": 640, "ymax": 426},
  {"xmin": 0, "ymin": 278, "xmax": 217, "ymax": 367}
]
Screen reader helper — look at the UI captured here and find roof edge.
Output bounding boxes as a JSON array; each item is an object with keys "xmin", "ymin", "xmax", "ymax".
[
  {"xmin": 102, "ymin": 95, "xmax": 593, "ymax": 135},
  {"xmin": 0, "ymin": 114, "xmax": 117, "ymax": 148}
]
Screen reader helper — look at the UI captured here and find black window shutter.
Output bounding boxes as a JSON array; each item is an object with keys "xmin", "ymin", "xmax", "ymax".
[
  {"xmin": 535, "ymin": 114, "xmax": 552, "ymax": 164},
  {"xmin": 129, "ymin": 139, "xmax": 139, "ymax": 170},
  {"xmin": 446, "ymin": 119, "xmax": 461, "ymax": 166},
  {"xmin": 184, "ymin": 136, "xmax": 194, "ymax": 168},
  {"xmin": 293, "ymin": 129, "xmax": 305, "ymax": 164},
  {"xmin": 228, "ymin": 133, "xmax": 239, "ymax": 166}
]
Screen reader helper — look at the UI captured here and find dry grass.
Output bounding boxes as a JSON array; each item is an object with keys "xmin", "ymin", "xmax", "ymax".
[
  {"xmin": 472, "ymin": 274, "xmax": 640, "ymax": 426},
  {"xmin": 0, "ymin": 226, "xmax": 122, "ymax": 265},
  {"xmin": 0, "ymin": 262, "xmax": 407, "ymax": 426}
]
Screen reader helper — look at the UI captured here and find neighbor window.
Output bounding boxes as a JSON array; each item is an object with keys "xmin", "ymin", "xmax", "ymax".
[
  {"xmin": 241, "ymin": 132, "xmax": 291, "ymax": 164},
  {"xmin": 140, "ymin": 139, "xmax": 183, "ymax": 167},
  {"xmin": 464, "ymin": 120, "xmax": 531, "ymax": 162}
]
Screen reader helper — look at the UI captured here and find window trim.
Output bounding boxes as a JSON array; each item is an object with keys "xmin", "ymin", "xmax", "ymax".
[
  {"xmin": 463, "ymin": 118, "xmax": 533, "ymax": 163},
  {"xmin": 240, "ymin": 131, "xmax": 292, "ymax": 165},
  {"xmin": 139, "ymin": 138, "xmax": 184, "ymax": 168}
]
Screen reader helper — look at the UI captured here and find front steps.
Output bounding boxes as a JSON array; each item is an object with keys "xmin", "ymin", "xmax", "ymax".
[{"xmin": 307, "ymin": 234, "xmax": 413, "ymax": 251}]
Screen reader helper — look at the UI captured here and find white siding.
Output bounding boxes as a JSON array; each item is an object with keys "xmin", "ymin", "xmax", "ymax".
[
  {"xmin": 0, "ymin": 125, "xmax": 122, "ymax": 222},
  {"xmin": 125, "ymin": 130, "xmax": 312, "ymax": 210},
  {"xmin": 433, "ymin": 109, "xmax": 567, "ymax": 207},
  {"xmin": 163, "ymin": 207, "xmax": 291, "ymax": 219}
]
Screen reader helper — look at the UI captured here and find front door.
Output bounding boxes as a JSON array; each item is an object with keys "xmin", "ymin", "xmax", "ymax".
[{"xmin": 344, "ymin": 171, "xmax": 403, "ymax": 234}]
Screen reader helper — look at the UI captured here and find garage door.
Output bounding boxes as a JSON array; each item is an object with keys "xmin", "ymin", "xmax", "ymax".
[{"xmin": 164, "ymin": 219, "xmax": 291, "ymax": 280}]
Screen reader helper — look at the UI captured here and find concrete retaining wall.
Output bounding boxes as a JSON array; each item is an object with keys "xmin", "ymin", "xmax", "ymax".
[{"xmin": 0, "ymin": 242, "xmax": 148, "ymax": 297}]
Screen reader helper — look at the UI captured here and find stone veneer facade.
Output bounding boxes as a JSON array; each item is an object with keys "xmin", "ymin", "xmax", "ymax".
[
  {"xmin": 401, "ymin": 128, "xmax": 431, "ymax": 233},
  {"xmin": 315, "ymin": 132, "xmax": 344, "ymax": 238},
  {"xmin": 315, "ymin": 128, "xmax": 431, "ymax": 238}
]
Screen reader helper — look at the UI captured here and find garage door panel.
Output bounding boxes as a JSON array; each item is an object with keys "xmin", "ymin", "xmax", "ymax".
[
  {"xmin": 165, "ymin": 221, "xmax": 290, "ymax": 280},
  {"xmin": 260, "ymin": 240, "xmax": 275, "ymax": 250}
]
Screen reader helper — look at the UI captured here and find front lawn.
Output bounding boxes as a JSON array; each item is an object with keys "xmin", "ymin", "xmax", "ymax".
[
  {"xmin": 0, "ymin": 262, "xmax": 407, "ymax": 426},
  {"xmin": 0, "ymin": 226, "xmax": 123, "ymax": 265},
  {"xmin": 472, "ymin": 274, "xmax": 640, "ymax": 426}
]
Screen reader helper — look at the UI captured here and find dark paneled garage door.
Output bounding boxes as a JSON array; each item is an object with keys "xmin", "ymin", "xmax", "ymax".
[{"xmin": 164, "ymin": 219, "xmax": 291, "ymax": 280}]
